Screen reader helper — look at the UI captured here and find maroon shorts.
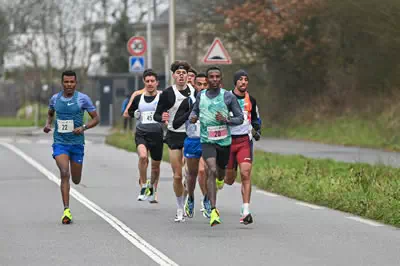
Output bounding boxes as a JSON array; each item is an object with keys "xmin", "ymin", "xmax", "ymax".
[{"xmin": 227, "ymin": 135, "xmax": 253, "ymax": 169}]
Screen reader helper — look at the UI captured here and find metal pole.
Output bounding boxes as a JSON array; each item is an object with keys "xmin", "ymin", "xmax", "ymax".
[
  {"xmin": 147, "ymin": 0, "xmax": 152, "ymax": 68},
  {"xmin": 164, "ymin": 52, "xmax": 169, "ymax": 86},
  {"xmin": 109, "ymin": 103, "xmax": 113, "ymax": 128},
  {"xmin": 168, "ymin": 0, "xmax": 175, "ymax": 85}
]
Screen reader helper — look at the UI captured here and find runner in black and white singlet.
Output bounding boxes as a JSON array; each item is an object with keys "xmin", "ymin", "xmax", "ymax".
[
  {"xmin": 128, "ymin": 69, "xmax": 163, "ymax": 203},
  {"xmin": 171, "ymin": 72, "xmax": 211, "ymax": 219},
  {"xmin": 154, "ymin": 61, "xmax": 195, "ymax": 222}
]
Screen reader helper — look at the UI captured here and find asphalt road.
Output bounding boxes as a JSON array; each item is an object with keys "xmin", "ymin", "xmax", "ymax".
[{"xmin": 0, "ymin": 128, "xmax": 399, "ymax": 265}]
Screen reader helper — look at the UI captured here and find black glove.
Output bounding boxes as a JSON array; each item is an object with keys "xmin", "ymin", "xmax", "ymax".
[{"xmin": 253, "ymin": 130, "xmax": 261, "ymax": 141}]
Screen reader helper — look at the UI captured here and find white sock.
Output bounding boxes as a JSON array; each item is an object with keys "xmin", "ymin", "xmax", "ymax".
[
  {"xmin": 177, "ymin": 196, "xmax": 185, "ymax": 209},
  {"xmin": 242, "ymin": 203, "xmax": 250, "ymax": 216}
]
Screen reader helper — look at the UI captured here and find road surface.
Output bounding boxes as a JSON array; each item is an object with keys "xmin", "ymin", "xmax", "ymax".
[{"xmin": 0, "ymin": 128, "xmax": 399, "ymax": 265}]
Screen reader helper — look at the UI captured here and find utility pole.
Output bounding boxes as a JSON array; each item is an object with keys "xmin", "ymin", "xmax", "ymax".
[
  {"xmin": 147, "ymin": 0, "xmax": 152, "ymax": 68},
  {"xmin": 168, "ymin": 0, "xmax": 175, "ymax": 85}
]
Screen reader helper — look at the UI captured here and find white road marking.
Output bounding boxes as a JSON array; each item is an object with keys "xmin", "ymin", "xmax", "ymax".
[
  {"xmin": 16, "ymin": 138, "xmax": 32, "ymax": 144},
  {"xmin": 346, "ymin": 216, "xmax": 384, "ymax": 227},
  {"xmin": 0, "ymin": 137, "xmax": 13, "ymax": 143},
  {"xmin": 295, "ymin": 202, "xmax": 325, "ymax": 210},
  {"xmin": 0, "ymin": 142, "xmax": 179, "ymax": 266},
  {"xmin": 256, "ymin": 190, "xmax": 279, "ymax": 197}
]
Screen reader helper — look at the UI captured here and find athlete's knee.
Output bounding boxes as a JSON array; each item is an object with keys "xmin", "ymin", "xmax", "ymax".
[
  {"xmin": 60, "ymin": 168, "xmax": 70, "ymax": 179},
  {"xmin": 198, "ymin": 167, "xmax": 205, "ymax": 178},
  {"xmin": 71, "ymin": 175, "xmax": 81, "ymax": 185},
  {"xmin": 207, "ymin": 166, "xmax": 218, "ymax": 178},
  {"xmin": 240, "ymin": 167, "xmax": 252, "ymax": 181},
  {"xmin": 173, "ymin": 175, "xmax": 183, "ymax": 183},
  {"xmin": 224, "ymin": 170, "xmax": 235, "ymax": 185},
  {"xmin": 139, "ymin": 154, "xmax": 148, "ymax": 164}
]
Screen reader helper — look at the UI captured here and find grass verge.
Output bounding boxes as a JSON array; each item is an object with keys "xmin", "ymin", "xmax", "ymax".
[
  {"xmin": 106, "ymin": 132, "xmax": 400, "ymax": 228},
  {"xmin": 263, "ymin": 116, "xmax": 400, "ymax": 151},
  {"xmin": 0, "ymin": 117, "xmax": 45, "ymax": 127}
]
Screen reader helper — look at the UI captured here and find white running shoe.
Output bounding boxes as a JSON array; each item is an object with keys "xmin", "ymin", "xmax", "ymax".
[{"xmin": 174, "ymin": 208, "xmax": 185, "ymax": 222}]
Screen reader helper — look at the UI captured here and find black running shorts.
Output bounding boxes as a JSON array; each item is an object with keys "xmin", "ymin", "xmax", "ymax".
[
  {"xmin": 164, "ymin": 130, "xmax": 187, "ymax": 150},
  {"xmin": 135, "ymin": 129, "xmax": 164, "ymax": 161},
  {"xmin": 201, "ymin": 143, "xmax": 231, "ymax": 170}
]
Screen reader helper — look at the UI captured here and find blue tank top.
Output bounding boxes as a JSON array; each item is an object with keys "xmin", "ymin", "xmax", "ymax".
[{"xmin": 53, "ymin": 91, "xmax": 85, "ymax": 145}]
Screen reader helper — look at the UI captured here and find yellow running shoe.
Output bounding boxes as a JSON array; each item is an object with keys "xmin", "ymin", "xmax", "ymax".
[
  {"xmin": 216, "ymin": 178, "xmax": 224, "ymax": 190},
  {"xmin": 61, "ymin": 208, "xmax": 72, "ymax": 224},
  {"xmin": 210, "ymin": 208, "xmax": 221, "ymax": 227}
]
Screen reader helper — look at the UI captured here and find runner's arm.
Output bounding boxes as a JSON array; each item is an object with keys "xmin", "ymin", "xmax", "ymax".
[
  {"xmin": 172, "ymin": 99, "xmax": 191, "ymax": 129},
  {"xmin": 127, "ymin": 95, "xmax": 141, "ymax": 117},
  {"xmin": 249, "ymin": 96, "xmax": 261, "ymax": 131},
  {"xmin": 123, "ymin": 90, "xmax": 141, "ymax": 117},
  {"xmin": 224, "ymin": 92, "xmax": 244, "ymax": 126},
  {"xmin": 189, "ymin": 93, "xmax": 201, "ymax": 122},
  {"xmin": 81, "ymin": 94, "xmax": 99, "ymax": 130},
  {"xmin": 154, "ymin": 88, "xmax": 174, "ymax": 122}
]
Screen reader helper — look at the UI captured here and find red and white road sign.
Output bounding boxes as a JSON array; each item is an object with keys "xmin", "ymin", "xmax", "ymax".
[
  {"xmin": 202, "ymin": 38, "xmax": 232, "ymax": 65},
  {"xmin": 127, "ymin": 36, "xmax": 147, "ymax": 56}
]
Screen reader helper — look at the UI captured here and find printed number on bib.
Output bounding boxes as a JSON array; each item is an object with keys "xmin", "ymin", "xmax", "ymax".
[
  {"xmin": 141, "ymin": 111, "xmax": 155, "ymax": 124},
  {"xmin": 57, "ymin": 120, "xmax": 74, "ymax": 133},
  {"xmin": 187, "ymin": 121, "xmax": 201, "ymax": 137},
  {"xmin": 207, "ymin": 125, "xmax": 228, "ymax": 140}
]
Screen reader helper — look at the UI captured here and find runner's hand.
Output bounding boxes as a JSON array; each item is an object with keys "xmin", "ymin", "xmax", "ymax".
[
  {"xmin": 43, "ymin": 124, "xmax": 52, "ymax": 133},
  {"xmin": 123, "ymin": 110, "xmax": 130, "ymax": 118},
  {"xmin": 162, "ymin": 112, "xmax": 169, "ymax": 122},
  {"xmin": 216, "ymin": 112, "xmax": 227, "ymax": 123},
  {"xmin": 73, "ymin": 127, "xmax": 85, "ymax": 135},
  {"xmin": 190, "ymin": 115, "xmax": 198, "ymax": 123},
  {"xmin": 253, "ymin": 130, "xmax": 261, "ymax": 141}
]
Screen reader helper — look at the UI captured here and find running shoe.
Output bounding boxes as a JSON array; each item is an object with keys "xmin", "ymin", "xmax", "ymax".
[
  {"xmin": 202, "ymin": 196, "xmax": 212, "ymax": 218},
  {"xmin": 200, "ymin": 198, "xmax": 205, "ymax": 212},
  {"xmin": 216, "ymin": 178, "xmax": 224, "ymax": 190},
  {"xmin": 61, "ymin": 208, "xmax": 72, "ymax": 224},
  {"xmin": 240, "ymin": 213, "xmax": 254, "ymax": 225},
  {"xmin": 184, "ymin": 197, "xmax": 195, "ymax": 218},
  {"xmin": 174, "ymin": 208, "xmax": 185, "ymax": 223},
  {"xmin": 210, "ymin": 208, "xmax": 221, "ymax": 227},
  {"xmin": 137, "ymin": 185, "xmax": 147, "ymax": 201}
]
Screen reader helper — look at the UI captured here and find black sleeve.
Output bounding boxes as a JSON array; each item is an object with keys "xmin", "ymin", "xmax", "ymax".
[
  {"xmin": 250, "ymin": 96, "xmax": 260, "ymax": 131},
  {"xmin": 172, "ymin": 98, "xmax": 193, "ymax": 129},
  {"xmin": 128, "ymin": 95, "xmax": 141, "ymax": 117},
  {"xmin": 154, "ymin": 87, "xmax": 175, "ymax": 122}
]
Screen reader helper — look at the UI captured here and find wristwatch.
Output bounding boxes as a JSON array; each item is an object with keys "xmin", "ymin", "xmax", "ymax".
[{"xmin": 82, "ymin": 124, "xmax": 88, "ymax": 131}]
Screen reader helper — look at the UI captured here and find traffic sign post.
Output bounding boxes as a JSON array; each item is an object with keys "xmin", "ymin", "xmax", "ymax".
[
  {"xmin": 127, "ymin": 36, "xmax": 147, "ymax": 56},
  {"xmin": 202, "ymin": 38, "xmax": 232, "ymax": 65}
]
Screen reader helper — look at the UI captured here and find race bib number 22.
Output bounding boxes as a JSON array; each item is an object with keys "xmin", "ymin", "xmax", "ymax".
[{"xmin": 57, "ymin": 120, "xmax": 74, "ymax": 133}]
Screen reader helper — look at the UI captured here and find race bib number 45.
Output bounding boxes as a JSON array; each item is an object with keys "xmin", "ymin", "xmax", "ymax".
[
  {"xmin": 57, "ymin": 120, "xmax": 74, "ymax": 133},
  {"xmin": 207, "ymin": 125, "xmax": 228, "ymax": 140},
  {"xmin": 141, "ymin": 111, "xmax": 156, "ymax": 124}
]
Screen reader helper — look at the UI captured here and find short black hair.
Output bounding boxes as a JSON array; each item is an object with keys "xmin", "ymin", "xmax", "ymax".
[
  {"xmin": 143, "ymin": 68, "xmax": 158, "ymax": 80},
  {"xmin": 61, "ymin": 70, "xmax": 77, "ymax": 81},
  {"xmin": 170, "ymin": 60, "xmax": 191, "ymax": 73},
  {"xmin": 188, "ymin": 67, "xmax": 198, "ymax": 75},
  {"xmin": 206, "ymin": 66, "xmax": 222, "ymax": 77},
  {"xmin": 195, "ymin": 73, "xmax": 207, "ymax": 80}
]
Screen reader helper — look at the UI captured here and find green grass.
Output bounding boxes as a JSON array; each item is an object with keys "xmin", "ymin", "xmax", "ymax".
[
  {"xmin": 0, "ymin": 117, "xmax": 47, "ymax": 127},
  {"xmin": 106, "ymin": 131, "xmax": 400, "ymax": 228},
  {"xmin": 263, "ymin": 116, "xmax": 400, "ymax": 151}
]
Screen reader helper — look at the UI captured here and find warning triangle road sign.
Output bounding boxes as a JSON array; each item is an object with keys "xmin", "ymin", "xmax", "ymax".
[{"xmin": 202, "ymin": 38, "xmax": 232, "ymax": 65}]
